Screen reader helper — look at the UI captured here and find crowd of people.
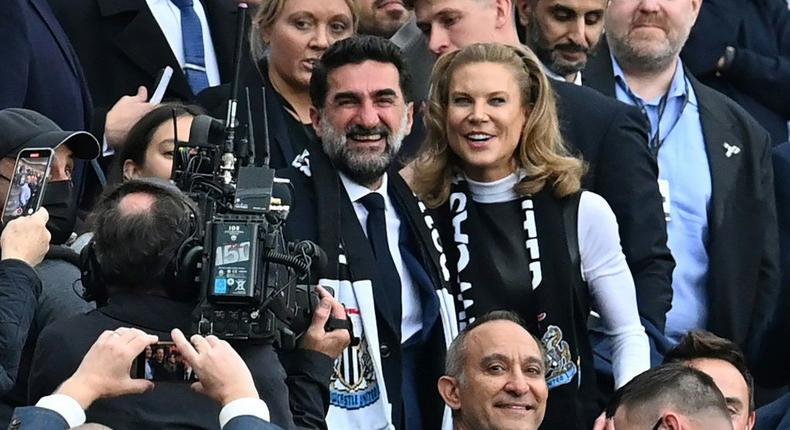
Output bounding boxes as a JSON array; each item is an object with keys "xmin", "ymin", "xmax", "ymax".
[{"xmin": 0, "ymin": 0, "xmax": 788, "ymax": 429}]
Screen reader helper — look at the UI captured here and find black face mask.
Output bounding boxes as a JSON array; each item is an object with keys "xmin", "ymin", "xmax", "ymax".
[{"xmin": 41, "ymin": 180, "xmax": 78, "ymax": 245}]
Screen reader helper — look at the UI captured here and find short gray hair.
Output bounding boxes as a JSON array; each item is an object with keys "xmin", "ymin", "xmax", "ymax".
[{"xmin": 445, "ymin": 310, "xmax": 546, "ymax": 383}]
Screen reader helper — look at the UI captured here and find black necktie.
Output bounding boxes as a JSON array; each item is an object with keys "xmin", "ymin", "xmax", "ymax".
[{"xmin": 359, "ymin": 193, "xmax": 402, "ymax": 333}]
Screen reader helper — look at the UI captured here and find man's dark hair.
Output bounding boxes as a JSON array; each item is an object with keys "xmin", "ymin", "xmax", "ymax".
[
  {"xmin": 664, "ymin": 330, "xmax": 755, "ymax": 412},
  {"xmin": 309, "ymin": 35, "xmax": 412, "ymax": 109},
  {"xmin": 445, "ymin": 310, "xmax": 546, "ymax": 383},
  {"xmin": 605, "ymin": 363, "xmax": 730, "ymax": 425},
  {"xmin": 88, "ymin": 179, "xmax": 197, "ymax": 297}
]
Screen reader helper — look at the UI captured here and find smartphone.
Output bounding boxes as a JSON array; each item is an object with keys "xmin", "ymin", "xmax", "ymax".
[
  {"xmin": 149, "ymin": 66, "xmax": 174, "ymax": 105},
  {"xmin": 2, "ymin": 148, "xmax": 54, "ymax": 225},
  {"xmin": 131, "ymin": 341, "xmax": 197, "ymax": 383}
]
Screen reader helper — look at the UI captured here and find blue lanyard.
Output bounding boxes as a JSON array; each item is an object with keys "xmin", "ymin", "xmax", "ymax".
[{"xmin": 617, "ymin": 76, "xmax": 690, "ymax": 157}]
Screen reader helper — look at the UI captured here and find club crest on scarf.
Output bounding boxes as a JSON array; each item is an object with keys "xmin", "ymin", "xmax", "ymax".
[
  {"xmin": 541, "ymin": 325, "xmax": 578, "ymax": 389},
  {"xmin": 330, "ymin": 326, "xmax": 381, "ymax": 410}
]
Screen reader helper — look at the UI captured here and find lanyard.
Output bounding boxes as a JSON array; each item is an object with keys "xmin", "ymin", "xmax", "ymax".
[{"xmin": 617, "ymin": 76, "xmax": 690, "ymax": 157}]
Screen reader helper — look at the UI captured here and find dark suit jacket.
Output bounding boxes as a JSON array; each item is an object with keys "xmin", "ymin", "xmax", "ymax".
[
  {"xmin": 680, "ymin": 0, "xmax": 790, "ymax": 144},
  {"xmin": 47, "ymin": 0, "xmax": 250, "ymax": 208},
  {"xmin": 774, "ymin": 142, "xmax": 790, "ymax": 298},
  {"xmin": 584, "ymin": 45, "xmax": 782, "ymax": 369},
  {"xmin": 7, "ymin": 406, "xmax": 284, "ymax": 430},
  {"xmin": 751, "ymin": 143, "xmax": 790, "ymax": 385},
  {"xmin": 47, "ymin": 0, "xmax": 245, "ymax": 136},
  {"xmin": 28, "ymin": 293, "xmax": 333, "ymax": 430},
  {"xmin": 0, "ymin": 0, "xmax": 92, "ymax": 131},
  {"xmin": 549, "ymin": 79, "xmax": 674, "ymax": 333}
]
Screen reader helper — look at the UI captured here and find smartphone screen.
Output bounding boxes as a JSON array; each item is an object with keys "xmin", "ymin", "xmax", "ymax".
[
  {"xmin": 131, "ymin": 341, "xmax": 197, "ymax": 383},
  {"xmin": 2, "ymin": 148, "xmax": 54, "ymax": 225}
]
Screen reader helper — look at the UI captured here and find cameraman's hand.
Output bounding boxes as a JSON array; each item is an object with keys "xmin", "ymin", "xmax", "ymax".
[
  {"xmin": 1, "ymin": 208, "xmax": 50, "ymax": 267},
  {"xmin": 298, "ymin": 286, "xmax": 350, "ymax": 360},
  {"xmin": 56, "ymin": 328, "xmax": 158, "ymax": 409},
  {"xmin": 105, "ymin": 86, "xmax": 155, "ymax": 150},
  {"xmin": 171, "ymin": 328, "xmax": 258, "ymax": 406}
]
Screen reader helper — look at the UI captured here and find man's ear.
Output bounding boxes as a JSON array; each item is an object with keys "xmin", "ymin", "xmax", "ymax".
[
  {"xmin": 437, "ymin": 375, "xmax": 462, "ymax": 410},
  {"xmin": 494, "ymin": 0, "xmax": 514, "ymax": 30},
  {"xmin": 310, "ymin": 106, "xmax": 323, "ymax": 137},
  {"xmin": 516, "ymin": 0, "xmax": 530, "ymax": 27},
  {"xmin": 747, "ymin": 410, "xmax": 756, "ymax": 430},
  {"xmin": 660, "ymin": 413, "xmax": 682, "ymax": 430},
  {"xmin": 405, "ymin": 102, "xmax": 415, "ymax": 136}
]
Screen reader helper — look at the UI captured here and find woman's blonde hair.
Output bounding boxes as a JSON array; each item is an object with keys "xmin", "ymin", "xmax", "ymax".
[
  {"xmin": 249, "ymin": 0, "xmax": 359, "ymax": 62},
  {"xmin": 411, "ymin": 43, "xmax": 586, "ymax": 208}
]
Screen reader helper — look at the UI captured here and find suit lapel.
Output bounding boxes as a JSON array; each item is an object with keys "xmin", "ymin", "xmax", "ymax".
[
  {"xmin": 99, "ymin": 0, "xmax": 194, "ymax": 100},
  {"xmin": 692, "ymin": 75, "xmax": 742, "ymax": 231}
]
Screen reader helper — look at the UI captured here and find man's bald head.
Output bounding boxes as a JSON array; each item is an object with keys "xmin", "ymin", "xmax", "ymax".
[
  {"xmin": 117, "ymin": 192, "xmax": 157, "ymax": 216},
  {"xmin": 88, "ymin": 180, "xmax": 197, "ymax": 297}
]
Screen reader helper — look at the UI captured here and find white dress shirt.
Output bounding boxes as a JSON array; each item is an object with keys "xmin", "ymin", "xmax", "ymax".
[{"xmin": 338, "ymin": 172, "xmax": 423, "ymax": 342}]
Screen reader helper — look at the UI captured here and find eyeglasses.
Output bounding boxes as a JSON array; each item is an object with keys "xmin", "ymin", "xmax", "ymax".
[{"xmin": 651, "ymin": 416, "xmax": 663, "ymax": 430}]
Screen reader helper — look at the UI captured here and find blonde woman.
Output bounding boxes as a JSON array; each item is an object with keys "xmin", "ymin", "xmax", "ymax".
[
  {"xmin": 244, "ymin": 0, "xmax": 357, "ymax": 168},
  {"xmin": 412, "ymin": 43, "xmax": 650, "ymax": 429}
]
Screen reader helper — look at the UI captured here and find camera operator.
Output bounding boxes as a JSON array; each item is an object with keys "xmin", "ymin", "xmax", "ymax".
[
  {"xmin": 0, "ymin": 209, "xmax": 50, "ymax": 395},
  {"xmin": 27, "ymin": 179, "xmax": 349, "ymax": 430},
  {"xmin": 10, "ymin": 327, "xmax": 283, "ymax": 429}
]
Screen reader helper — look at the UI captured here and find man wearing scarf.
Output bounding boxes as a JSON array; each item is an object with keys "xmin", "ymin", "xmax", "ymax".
[{"xmin": 279, "ymin": 36, "xmax": 458, "ymax": 430}]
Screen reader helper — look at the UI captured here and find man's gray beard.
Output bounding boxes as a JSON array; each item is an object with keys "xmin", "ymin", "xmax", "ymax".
[
  {"xmin": 608, "ymin": 29, "xmax": 688, "ymax": 75},
  {"xmin": 320, "ymin": 109, "xmax": 409, "ymax": 187}
]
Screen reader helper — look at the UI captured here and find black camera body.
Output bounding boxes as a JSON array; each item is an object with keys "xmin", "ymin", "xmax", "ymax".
[{"xmin": 172, "ymin": 110, "xmax": 323, "ymax": 349}]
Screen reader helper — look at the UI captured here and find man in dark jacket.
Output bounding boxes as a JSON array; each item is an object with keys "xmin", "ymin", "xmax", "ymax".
[
  {"xmin": 281, "ymin": 36, "xmax": 459, "ymax": 430},
  {"xmin": 28, "ymin": 179, "xmax": 349, "ymax": 430},
  {"xmin": 10, "ymin": 327, "xmax": 284, "ymax": 430},
  {"xmin": 584, "ymin": 0, "xmax": 780, "ymax": 372}
]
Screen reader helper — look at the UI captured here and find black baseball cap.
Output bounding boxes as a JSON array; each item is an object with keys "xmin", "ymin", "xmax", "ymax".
[{"xmin": 0, "ymin": 108, "xmax": 100, "ymax": 160}]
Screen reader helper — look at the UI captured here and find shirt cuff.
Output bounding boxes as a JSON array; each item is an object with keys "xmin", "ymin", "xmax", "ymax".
[
  {"xmin": 35, "ymin": 394, "xmax": 86, "ymax": 428},
  {"xmin": 219, "ymin": 397, "xmax": 270, "ymax": 429},
  {"xmin": 102, "ymin": 136, "xmax": 115, "ymax": 157}
]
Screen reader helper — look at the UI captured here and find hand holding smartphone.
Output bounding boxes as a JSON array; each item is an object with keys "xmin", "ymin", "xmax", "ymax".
[{"xmin": 2, "ymin": 148, "xmax": 54, "ymax": 225}]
